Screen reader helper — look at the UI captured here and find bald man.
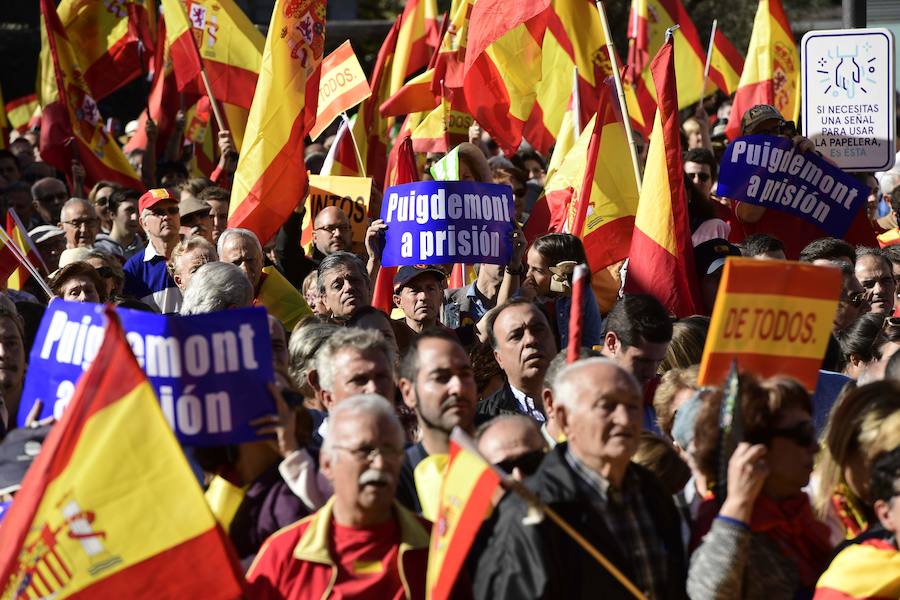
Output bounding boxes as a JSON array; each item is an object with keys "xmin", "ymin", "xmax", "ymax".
[
  {"xmin": 477, "ymin": 414, "xmax": 547, "ymax": 481},
  {"xmin": 59, "ymin": 198, "xmax": 99, "ymax": 249},
  {"xmin": 312, "ymin": 206, "xmax": 352, "ymax": 257}
]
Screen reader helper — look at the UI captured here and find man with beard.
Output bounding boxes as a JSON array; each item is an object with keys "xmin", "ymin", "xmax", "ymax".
[
  {"xmin": 396, "ymin": 330, "xmax": 478, "ymax": 519},
  {"xmin": 247, "ymin": 395, "xmax": 438, "ymax": 599},
  {"xmin": 317, "ymin": 252, "xmax": 371, "ymax": 321},
  {"xmin": 477, "ymin": 299, "xmax": 557, "ymax": 424},
  {"xmin": 855, "ymin": 247, "xmax": 896, "ymax": 316},
  {"xmin": 124, "ymin": 189, "xmax": 183, "ymax": 313}
]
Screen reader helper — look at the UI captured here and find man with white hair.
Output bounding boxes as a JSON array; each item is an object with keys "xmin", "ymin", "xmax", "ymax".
[
  {"xmin": 58, "ymin": 198, "xmax": 99, "ymax": 249},
  {"xmin": 218, "ymin": 228, "xmax": 310, "ymax": 330},
  {"xmin": 180, "ymin": 261, "xmax": 254, "ymax": 315},
  {"xmin": 474, "ymin": 357, "xmax": 687, "ymax": 599},
  {"xmin": 123, "ymin": 188, "xmax": 182, "ymax": 313},
  {"xmin": 247, "ymin": 394, "xmax": 437, "ymax": 599}
]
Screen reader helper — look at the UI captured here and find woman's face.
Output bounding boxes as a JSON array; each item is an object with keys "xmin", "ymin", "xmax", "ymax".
[
  {"xmin": 763, "ymin": 406, "xmax": 818, "ymax": 499},
  {"xmin": 59, "ymin": 276, "xmax": 100, "ymax": 303},
  {"xmin": 523, "ymin": 246, "xmax": 552, "ymax": 298}
]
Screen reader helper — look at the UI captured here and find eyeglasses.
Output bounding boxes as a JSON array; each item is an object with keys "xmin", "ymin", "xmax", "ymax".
[
  {"xmin": 315, "ymin": 224, "xmax": 351, "ymax": 235},
  {"xmin": 332, "ymin": 444, "xmax": 403, "ymax": 463},
  {"xmin": 685, "ymin": 171, "xmax": 711, "ymax": 183},
  {"xmin": 149, "ymin": 206, "xmax": 180, "ymax": 217},
  {"xmin": 62, "ymin": 218, "xmax": 99, "ymax": 229},
  {"xmin": 769, "ymin": 421, "xmax": 817, "ymax": 448},
  {"xmin": 494, "ymin": 450, "xmax": 545, "ymax": 476}
]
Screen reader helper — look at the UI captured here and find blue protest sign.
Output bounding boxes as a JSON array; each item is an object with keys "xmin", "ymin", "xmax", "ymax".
[
  {"xmin": 380, "ymin": 181, "xmax": 515, "ymax": 267},
  {"xmin": 17, "ymin": 300, "xmax": 275, "ymax": 447},
  {"xmin": 716, "ymin": 134, "xmax": 867, "ymax": 238}
]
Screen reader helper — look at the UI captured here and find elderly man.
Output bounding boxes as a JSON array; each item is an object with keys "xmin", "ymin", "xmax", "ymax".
[
  {"xmin": 540, "ymin": 348, "xmax": 601, "ymax": 448},
  {"xmin": 311, "ymin": 327, "xmax": 397, "ymax": 413},
  {"xmin": 168, "ymin": 236, "xmax": 218, "ymax": 292},
  {"xmin": 391, "ymin": 265, "xmax": 451, "ymax": 352},
  {"xmin": 31, "ymin": 177, "xmax": 68, "ymax": 225},
  {"xmin": 473, "ymin": 358, "xmax": 687, "ymax": 599},
  {"xmin": 317, "ymin": 251, "xmax": 371, "ymax": 321},
  {"xmin": 476, "ymin": 414, "xmax": 547, "ymax": 481},
  {"xmin": 218, "ymin": 228, "xmax": 310, "ymax": 330},
  {"xmin": 855, "ymin": 247, "xmax": 896, "ymax": 315},
  {"xmin": 58, "ymin": 198, "xmax": 99, "ymax": 249},
  {"xmin": 312, "ymin": 206, "xmax": 353, "ymax": 258},
  {"xmin": 0, "ymin": 295, "xmax": 26, "ymax": 436},
  {"xmin": 247, "ymin": 394, "xmax": 437, "ymax": 599},
  {"xmin": 123, "ymin": 188, "xmax": 183, "ymax": 313},
  {"xmin": 94, "ymin": 188, "xmax": 143, "ymax": 259},
  {"xmin": 180, "ymin": 261, "xmax": 254, "ymax": 315},
  {"xmin": 477, "ymin": 299, "xmax": 557, "ymax": 424},
  {"xmin": 397, "ymin": 330, "xmax": 478, "ymax": 519}
]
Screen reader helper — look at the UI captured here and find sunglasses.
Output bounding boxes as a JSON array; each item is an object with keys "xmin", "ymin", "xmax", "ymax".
[
  {"xmin": 768, "ymin": 421, "xmax": 817, "ymax": 448},
  {"xmin": 844, "ymin": 291, "xmax": 867, "ymax": 308},
  {"xmin": 685, "ymin": 171, "xmax": 711, "ymax": 183},
  {"xmin": 96, "ymin": 266, "xmax": 114, "ymax": 279},
  {"xmin": 494, "ymin": 449, "xmax": 545, "ymax": 477}
]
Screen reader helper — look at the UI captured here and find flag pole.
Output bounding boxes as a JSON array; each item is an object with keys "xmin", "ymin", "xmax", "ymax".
[
  {"xmin": 199, "ymin": 67, "xmax": 227, "ymax": 133},
  {"xmin": 340, "ymin": 112, "xmax": 367, "ymax": 177},
  {"xmin": 702, "ymin": 19, "xmax": 717, "ymax": 100},
  {"xmin": 596, "ymin": 1, "xmax": 642, "ymax": 194},
  {"xmin": 0, "ymin": 228, "xmax": 53, "ymax": 299}
]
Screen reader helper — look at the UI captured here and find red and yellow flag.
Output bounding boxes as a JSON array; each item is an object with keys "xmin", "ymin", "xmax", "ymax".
[
  {"xmin": 5, "ymin": 95, "xmax": 39, "ymax": 134},
  {"xmin": 624, "ymin": 36, "xmax": 701, "ymax": 317},
  {"xmin": 426, "ymin": 428, "xmax": 502, "ymax": 600},
  {"xmin": 380, "ymin": 67, "xmax": 438, "ymax": 118},
  {"xmin": 310, "ymin": 41, "xmax": 371, "ymax": 141},
  {"xmin": 0, "ymin": 307, "xmax": 243, "ymax": 598},
  {"xmin": 411, "ymin": 89, "xmax": 473, "ymax": 154},
  {"xmin": 725, "ymin": 0, "xmax": 799, "ymax": 140},
  {"xmin": 814, "ymin": 539, "xmax": 900, "ymax": 599},
  {"xmin": 390, "ymin": 0, "xmax": 440, "ymax": 94},
  {"xmin": 38, "ymin": 0, "xmax": 141, "ymax": 191},
  {"xmin": 7, "ymin": 209, "xmax": 48, "ymax": 291},
  {"xmin": 708, "ymin": 28, "xmax": 745, "ymax": 97},
  {"xmin": 161, "ymin": 0, "xmax": 264, "ymax": 110},
  {"xmin": 57, "ymin": 0, "xmax": 155, "ymax": 101},
  {"xmin": 228, "ymin": 0, "xmax": 326, "ymax": 244}
]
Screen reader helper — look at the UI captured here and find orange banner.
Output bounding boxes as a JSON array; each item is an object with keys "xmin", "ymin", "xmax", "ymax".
[
  {"xmin": 311, "ymin": 41, "xmax": 371, "ymax": 140},
  {"xmin": 698, "ymin": 257, "xmax": 841, "ymax": 390}
]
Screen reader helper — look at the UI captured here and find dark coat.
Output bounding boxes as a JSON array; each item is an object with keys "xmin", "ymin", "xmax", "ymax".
[
  {"xmin": 475, "ymin": 383, "xmax": 527, "ymax": 426},
  {"xmin": 472, "ymin": 443, "xmax": 688, "ymax": 600}
]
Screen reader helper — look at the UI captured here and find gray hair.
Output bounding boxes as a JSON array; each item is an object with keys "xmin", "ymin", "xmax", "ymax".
[
  {"xmin": 288, "ymin": 319, "xmax": 342, "ymax": 393},
  {"xmin": 217, "ymin": 227, "xmax": 263, "ymax": 258},
  {"xmin": 316, "ymin": 326, "xmax": 396, "ymax": 392},
  {"xmin": 321, "ymin": 393, "xmax": 405, "ymax": 460},
  {"xmin": 60, "ymin": 197, "xmax": 94, "ymax": 220},
  {"xmin": 316, "ymin": 251, "xmax": 369, "ymax": 295},
  {"xmin": 552, "ymin": 357, "xmax": 639, "ymax": 411},
  {"xmin": 180, "ymin": 261, "xmax": 254, "ymax": 315},
  {"xmin": 168, "ymin": 236, "xmax": 218, "ymax": 277},
  {"xmin": 880, "ymin": 171, "xmax": 900, "ymax": 196}
]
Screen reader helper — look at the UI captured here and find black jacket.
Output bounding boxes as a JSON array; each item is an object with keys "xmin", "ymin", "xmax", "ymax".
[
  {"xmin": 472, "ymin": 443, "xmax": 688, "ymax": 600},
  {"xmin": 475, "ymin": 383, "xmax": 528, "ymax": 426}
]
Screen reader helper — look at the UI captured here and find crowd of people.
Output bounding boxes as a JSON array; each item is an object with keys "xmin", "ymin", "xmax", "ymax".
[{"xmin": 1, "ymin": 92, "xmax": 900, "ymax": 599}]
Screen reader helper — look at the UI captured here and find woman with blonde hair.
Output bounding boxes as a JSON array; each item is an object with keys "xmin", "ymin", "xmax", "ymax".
[
  {"xmin": 659, "ymin": 316, "xmax": 709, "ymax": 374},
  {"xmin": 812, "ymin": 380, "xmax": 900, "ymax": 543}
]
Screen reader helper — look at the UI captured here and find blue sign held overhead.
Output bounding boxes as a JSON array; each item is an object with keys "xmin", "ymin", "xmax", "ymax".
[
  {"xmin": 380, "ymin": 181, "xmax": 516, "ymax": 267},
  {"xmin": 716, "ymin": 134, "xmax": 868, "ymax": 238},
  {"xmin": 17, "ymin": 300, "xmax": 275, "ymax": 447}
]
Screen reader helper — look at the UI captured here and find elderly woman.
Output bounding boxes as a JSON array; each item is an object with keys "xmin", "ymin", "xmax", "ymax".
[
  {"xmin": 813, "ymin": 380, "xmax": 900, "ymax": 543},
  {"xmin": 180, "ymin": 261, "xmax": 254, "ymax": 315},
  {"xmin": 49, "ymin": 261, "xmax": 106, "ymax": 304},
  {"xmin": 687, "ymin": 374, "xmax": 832, "ymax": 599}
]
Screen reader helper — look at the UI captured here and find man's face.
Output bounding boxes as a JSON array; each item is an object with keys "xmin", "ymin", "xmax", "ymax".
[
  {"xmin": 313, "ymin": 208, "xmax": 352, "ymax": 255},
  {"xmin": 684, "ymin": 161, "xmax": 713, "ymax": 200},
  {"xmin": 492, "ymin": 303, "xmax": 556, "ymax": 386},
  {"xmin": 559, "ymin": 363, "xmax": 642, "ymax": 470},
  {"xmin": 324, "ymin": 347, "xmax": 395, "ymax": 409},
  {"xmin": 477, "ymin": 418, "xmax": 546, "ymax": 481},
  {"xmin": 321, "ymin": 412, "xmax": 403, "ymax": 518},
  {"xmin": 890, "ymin": 260, "xmax": 900, "ymax": 304},
  {"xmin": 322, "ymin": 265, "xmax": 370, "ymax": 319},
  {"xmin": 180, "ymin": 210, "xmax": 214, "ymax": 244},
  {"xmin": 393, "ymin": 273, "xmax": 443, "ymax": 327},
  {"xmin": 140, "ymin": 200, "xmax": 180, "ymax": 245},
  {"xmin": 400, "ymin": 337, "xmax": 477, "ymax": 435},
  {"xmin": 172, "ymin": 246, "xmax": 216, "ymax": 291},
  {"xmin": 35, "ymin": 179, "xmax": 69, "ymax": 223},
  {"xmin": 0, "ymin": 316, "xmax": 25, "ymax": 401},
  {"xmin": 523, "ymin": 159, "xmax": 545, "ymax": 185},
  {"xmin": 59, "ymin": 202, "xmax": 99, "ymax": 248},
  {"xmin": 0, "ymin": 157, "xmax": 19, "ymax": 183},
  {"xmin": 114, "ymin": 200, "xmax": 140, "ymax": 236},
  {"xmin": 205, "ymin": 199, "xmax": 230, "ymax": 243},
  {"xmin": 835, "ymin": 272, "xmax": 867, "ymax": 331},
  {"xmin": 856, "ymin": 254, "xmax": 896, "ymax": 315},
  {"xmin": 605, "ymin": 333, "xmax": 669, "ymax": 387},
  {"xmin": 58, "ymin": 275, "xmax": 101, "ymax": 303},
  {"xmin": 219, "ymin": 235, "xmax": 263, "ymax": 290}
]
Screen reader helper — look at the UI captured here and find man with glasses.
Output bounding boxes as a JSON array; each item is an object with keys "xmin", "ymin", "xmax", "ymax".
[
  {"xmin": 248, "ymin": 394, "xmax": 439, "ymax": 600},
  {"xmin": 312, "ymin": 206, "xmax": 353, "ymax": 258},
  {"xmin": 58, "ymin": 198, "xmax": 99, "ymax": 249},
  {"xmin": 123, "ymin": 188, "xmax": 183, "ymax": 313},
  {"xmin": 31, "ymin": 177, "xmax": 69, "ymax": 226}
]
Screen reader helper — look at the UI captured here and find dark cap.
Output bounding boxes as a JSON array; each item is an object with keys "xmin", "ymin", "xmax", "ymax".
[
  {"xmin": 694, "ymin": 238, "xmax": 742, "ymax": 277},
  {"xmin": 393, "ymin": 265, "xmax": 447, "ymax": 291},
  {"xmin": 740, "ymin": 104, "xmax": 785, "ymax": 135},
  {"xmin": 0, "ymin": 425, "xmax": 50, "ymax": 494},
  {"xmin": 138, "ymin": 188, "xmax": 177, "ymax": 214}
]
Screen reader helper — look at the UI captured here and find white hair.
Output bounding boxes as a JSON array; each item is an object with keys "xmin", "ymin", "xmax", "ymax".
[
  {"xmin": 321, "ymin": 394, "xmax": 405, "ymax": 459},
  {"xmin": 217, "ymin": 227, "xmax": 263, "ymax": 258},
  {"xmin": 180, "ymin": 261, "xmax": 254, "ymax": 315},
  {"xmin": 551, "ymin": 357, "xmax": 640, "ymax": 411},
  {"xmin": 316, "ymin": 327, "xmax": 396, "ymax": 391}
]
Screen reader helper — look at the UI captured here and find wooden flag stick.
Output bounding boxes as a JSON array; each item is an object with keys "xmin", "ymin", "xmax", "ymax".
[
  {"xmin": 340, "ymin": 112, "xmax": 367, "ymax": 177},
  {"xmin": 596, "ymin": 1, "xmax": 642, "ymax": 193},
  {"xmin": 702, "ymin": 19, "xmax": 718, "ymax": 100},
  {"xmin": 199, "ymin": 67, "xmax": 227, "ymax": 133}
]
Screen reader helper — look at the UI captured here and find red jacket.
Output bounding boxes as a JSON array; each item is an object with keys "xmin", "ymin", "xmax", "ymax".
[{"xmin": 246, "ymin": 498, "xmax": 431, "ymax": 599}]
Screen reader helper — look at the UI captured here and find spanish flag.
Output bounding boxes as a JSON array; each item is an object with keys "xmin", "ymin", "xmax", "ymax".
[
  {"xmin": 390, "ymin": 0, "xmax": 440, "ymax": 95},
  {"xmin": 228, "ymin": 0, "xmax": 326, "ymax": 244},
  {"xmin": 380, "ymin": 67, "xmax": 438, "ymax": 118},
  {"xmin": 5, "ymin": 94, "xmax": 39, "ymax": 134},
  {"xmin": 57, "ymin": 0, "xmax": 155, "ymax": 101},
  {"xmin": 161, "ymin": 0, "xmax": 264, "ymax": 110},
  {"xmin": 6, "ymin": 209, "xmax": 48, "ymax": 291},
  {"xmin": 411, "ymin": 88, "xmax": 472, "ymax": 154},
  {"xmin": 814, "ymin": 538, "xmax": 900, "ymax": 599},
  {"xmin": 624, "ymin": 35, "xmax": 702, "ymax": 317},
  {"xmin": 0, "ymin": 307, "xmax": 243, "ymax": 598},
  {"xmin": 426, "ymin": 428, "xmax": 502, "ymax": 600},
  {"xmin": 429, "ymin": 0, "xmax": 473, "ymax": 103},
  {"xmin": 708, "ymin": 28, "xmax": 745, "ymax": 97},
  {"xmin": 725, "ymin": 0, "xmax": 799, "ymax": 140},
  {"xmin": 38, "ymin": 0, "xmax": 142, "ymax": 191}
]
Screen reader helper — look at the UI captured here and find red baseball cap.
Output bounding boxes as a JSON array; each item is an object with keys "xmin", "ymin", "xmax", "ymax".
[{"xmin": 138, "ymin": 188, "xmax": 178, "ymax": 214}]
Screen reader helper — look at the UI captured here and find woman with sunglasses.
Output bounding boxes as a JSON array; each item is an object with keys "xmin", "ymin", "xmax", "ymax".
[
  {"xmin": 88, "ymin": 180, "xmax": 120, "ymax": 234},
  {"xmin": 688, "ymin": 374, "xmax": 832, "ymax": 599}
]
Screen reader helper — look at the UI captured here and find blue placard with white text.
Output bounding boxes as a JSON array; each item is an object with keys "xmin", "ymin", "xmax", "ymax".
[
  {"xmin": 716, "ymin": 134, "xmax": 867, "ymax": 238},
  {"xmin": 380, "ymin": 181, "xmax": 515, "ymax": 267},
  {"xmin": 17, "ymin": 300, "xmax": 275, "ymax": 447}
]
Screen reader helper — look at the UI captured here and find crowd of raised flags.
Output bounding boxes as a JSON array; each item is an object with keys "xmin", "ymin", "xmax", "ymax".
[{"xmin": 0, "ymin": 0, "xmax": 898, "ymax": 598}]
